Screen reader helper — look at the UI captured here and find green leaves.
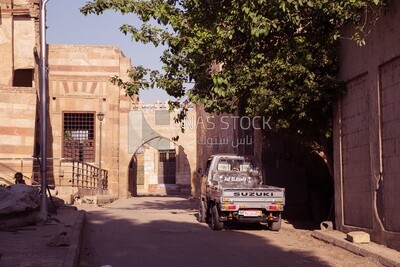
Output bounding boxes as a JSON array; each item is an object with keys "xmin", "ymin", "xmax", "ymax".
[{"xmin": 81, "ymin": 0, "xmax": 386, "ymax": 150}]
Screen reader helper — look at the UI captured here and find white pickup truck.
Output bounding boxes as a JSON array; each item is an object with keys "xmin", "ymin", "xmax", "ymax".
[{"xmin": 198, "ymin": 154, "xmax": 285, "ymax": 231}]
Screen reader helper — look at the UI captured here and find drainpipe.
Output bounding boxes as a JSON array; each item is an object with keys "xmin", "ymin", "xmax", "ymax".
[{"xmin": 40, "ymin": 0, "xmax": 49, "ymax": 215}]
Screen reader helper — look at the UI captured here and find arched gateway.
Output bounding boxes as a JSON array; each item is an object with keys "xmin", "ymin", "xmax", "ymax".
[{"xmin": 127, "ymin": 102, "xmax": 196, "ymax": 196}]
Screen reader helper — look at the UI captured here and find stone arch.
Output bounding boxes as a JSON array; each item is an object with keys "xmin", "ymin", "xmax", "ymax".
[{"xmin": 130, "ymin": 136, "xmax": 179, "ymax": 195}]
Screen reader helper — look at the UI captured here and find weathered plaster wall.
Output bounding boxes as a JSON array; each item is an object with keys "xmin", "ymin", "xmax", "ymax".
[{"xmin": 335, "ymin": 0, "xmax": 400, "ymax": 250}]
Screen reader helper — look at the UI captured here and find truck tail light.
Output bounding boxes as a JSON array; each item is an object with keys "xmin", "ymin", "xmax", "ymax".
[
  {"xmin": 268, "ymin": 205, "xmax": 282, "ymax": 211},
  {"xmin": 224, "ymin": 205, "xmax": 237, "ymax": 210}
]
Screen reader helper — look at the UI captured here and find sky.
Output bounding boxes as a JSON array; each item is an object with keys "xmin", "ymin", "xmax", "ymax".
[{"xmin": 46, "ymin": 0, "xmax": 174, "ymax": 104}]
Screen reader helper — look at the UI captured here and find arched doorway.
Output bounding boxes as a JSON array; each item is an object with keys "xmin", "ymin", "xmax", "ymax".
[{"xmin": 130, "ymin": 136, "xmax": 178, "ymax": 195}]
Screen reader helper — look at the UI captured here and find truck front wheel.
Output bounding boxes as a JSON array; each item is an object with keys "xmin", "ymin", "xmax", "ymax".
[{"xmin": 210, "ymin": 205, "xmax": 224, "ymax": 230}]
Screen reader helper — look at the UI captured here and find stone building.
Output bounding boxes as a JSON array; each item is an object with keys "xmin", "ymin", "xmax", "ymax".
[
  {"xmin": 46, "ymin": 44, "xmax": 134, "ymax": 198},
  {"xmin": 0, "ymin": 0, "xmax": 40, "ymax": 185},
  {"xmin": 0, "ymin": 0, "xmax": 38, "ymax": 158},
  {"xmin": 334, "ymin": 1, "xmax": 400, "ymax": 250},
  {"xmin": 128, "ymin": 101, "xmax": 196, "ymax": 196},
  {"xmin": 0, "ymin": 0, "xmax": 196, "ymax": 198}
]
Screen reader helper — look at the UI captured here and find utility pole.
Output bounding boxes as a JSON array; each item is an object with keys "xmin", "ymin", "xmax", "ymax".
[{"xmin": 40, "ymin": 0, "xmax": 49, "ymax": 215}]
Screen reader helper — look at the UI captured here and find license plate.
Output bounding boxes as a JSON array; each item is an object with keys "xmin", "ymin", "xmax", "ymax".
[{"xmin": 238, "ymin": 210, "xmax": 262, "ymax": 217}]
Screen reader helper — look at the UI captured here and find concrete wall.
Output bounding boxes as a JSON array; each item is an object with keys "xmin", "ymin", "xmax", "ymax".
[{"xmin": 334, "ymin": 1, "xmax": 400, "ymax": 250}]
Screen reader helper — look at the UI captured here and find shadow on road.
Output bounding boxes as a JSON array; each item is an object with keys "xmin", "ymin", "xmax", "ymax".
[
  {"xmin": 105, "ymin": 195, "xmax": 197, "ymax": 211},
  {"xmin": 105, "ymin": 196, "xmax": 323, "ymax": 231},
  {"xmin": 79, "ymin": 197, "xmax": 333, "ymax": 267},
  {"xmin": 286, "ymin": 219, "xmax": 321, "ymax": 231}
]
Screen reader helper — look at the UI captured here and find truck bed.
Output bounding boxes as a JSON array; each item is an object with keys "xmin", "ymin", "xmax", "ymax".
[{"xmin": 218, "ymin": 186, "xmax": 285, "ymax": 211}]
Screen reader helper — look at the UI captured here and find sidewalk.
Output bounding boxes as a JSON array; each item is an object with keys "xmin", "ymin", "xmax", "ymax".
[
  {"xmin": 312, "ymin": 230, "xmax": 400, "ymax": 267},
  {"xmin": 0, "ymin": 206, "xmax": 85, "ymax": 267}
]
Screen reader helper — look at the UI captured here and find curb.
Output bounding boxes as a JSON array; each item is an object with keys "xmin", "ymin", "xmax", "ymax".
[
  {"xmin": 312, "ymin": 230, "xmax": 400, "ymax": 267},
  {"xmin": 63, "ymin": 210, "xmax": 86, "ymax": 267}
]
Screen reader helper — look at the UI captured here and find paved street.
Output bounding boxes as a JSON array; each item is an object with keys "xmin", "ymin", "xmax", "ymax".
[{"xmin": 78, "ymin": 196, "xmax": 383, "ymax": 267}]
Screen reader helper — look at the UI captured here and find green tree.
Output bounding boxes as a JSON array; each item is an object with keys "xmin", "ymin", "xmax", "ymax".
[{"xmin": 81, "ymin": 0, "xmax": 386, "ymax": 177}]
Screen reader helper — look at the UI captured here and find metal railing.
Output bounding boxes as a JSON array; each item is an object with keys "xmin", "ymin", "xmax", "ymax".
[{"xmin": 0, "ymin": 157, "xmax": 108, "ymax": 190}]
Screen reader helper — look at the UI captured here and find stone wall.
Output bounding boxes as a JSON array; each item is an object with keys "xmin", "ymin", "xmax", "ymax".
[
  {"xmin": 1, "ymin": 0, "xmax": 198, "ymax": 199},
  {"xmin": 0, "ymin": 0, "xmax": 39, "ymax": 177},
  {"xmin": 0, "ymin": 0, "xmax": 38, "ymax": 86},
  {"xmin": 47, "ymin": 44, "xmax": 135, "ymax": 198},
  {"xmin": 0, "ymin": 86, "xmax": 37, "ymax": 158},
  {"xmin": 128, "ymin": 101, "xmax": 197, "ymax": 196},
  {"xmin": 334, "ymin": 0, "xmax": 400, "ymax": 250}
]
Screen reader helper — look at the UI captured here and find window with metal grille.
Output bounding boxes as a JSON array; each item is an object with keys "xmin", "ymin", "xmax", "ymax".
[
  {"xmin": 62, "ymin": 112, "xmax": 95, "ymax": 162},
  {"xmin": 159, "ymin": 150, "xmax": 176, "ymax": 162}
]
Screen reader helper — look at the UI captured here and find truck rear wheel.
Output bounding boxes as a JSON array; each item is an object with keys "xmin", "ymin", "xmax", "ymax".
[
  {"xmin": 210, "ymin": 205, "xmax": 224, "ymax": 231},
  {"xmin": 268, "ymin": 213, "xmax": 282, "ymax": 231},
  {"xmin": 198, "ymin": 199, "xmax": 207, "ymax": 222}
]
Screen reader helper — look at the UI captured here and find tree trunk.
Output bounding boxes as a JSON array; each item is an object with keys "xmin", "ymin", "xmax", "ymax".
[{"xmin": 312, "ymin": 140, "xmax": 334, "ymax": 180}]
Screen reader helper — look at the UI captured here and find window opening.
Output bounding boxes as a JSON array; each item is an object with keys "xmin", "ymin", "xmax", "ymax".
[
  {"xmin": 159, "ymin": 150, "xmax": 176, "ymax": 162},
  {"xmin": 13, "ymin": 69, "xmax": 33, "ymax": 87},
  {"xmin": 62, "ymin": 112, "xmax": 95, "ymax": 162}
]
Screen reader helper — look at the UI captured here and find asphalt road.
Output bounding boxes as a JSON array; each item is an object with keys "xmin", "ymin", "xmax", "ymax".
[{"xmin": 78, "ymin": 196, "xmax": 382, "ymax": 267}]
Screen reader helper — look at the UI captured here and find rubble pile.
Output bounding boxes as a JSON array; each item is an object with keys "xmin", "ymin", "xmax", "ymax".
[{"xmin": 0, "ymin": 184, "xmax": 40, "ymax": 228}]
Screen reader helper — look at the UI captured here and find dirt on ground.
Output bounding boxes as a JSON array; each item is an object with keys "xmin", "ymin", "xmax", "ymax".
[{"xmin": 78, "ymin": 196, "xmax": 383, "ymax": 267}]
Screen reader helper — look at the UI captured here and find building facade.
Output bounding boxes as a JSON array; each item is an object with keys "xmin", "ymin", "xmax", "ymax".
[
  {"xmin": 0, "ymin": 0, "xmax": 39, "ymax": 158},
  {"xmin": 128, "ymin": 101, "xmax": 196, "ymax": 196},
  {"xmin": 0, "ymin": 0, "xmax": 40, "ymax": 185},
  {"xmin": 0, "ymin": 0, "xmax": 197, "ymax": 198},
  {"xmin": 47, "ymin": 44, "xmax": 135, "ymax": 198},
  {"xmin": 334, "ymin": 1, "xmax": 400, "ymax": 250}
]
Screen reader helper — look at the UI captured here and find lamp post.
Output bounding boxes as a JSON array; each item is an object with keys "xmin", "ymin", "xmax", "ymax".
[{"xmin": 97, "ymin": 112, "xmax": 105, "ymax": 195}]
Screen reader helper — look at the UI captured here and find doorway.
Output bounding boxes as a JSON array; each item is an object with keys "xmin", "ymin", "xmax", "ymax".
[{"xmin": 158, "ymin": 149, "xmax": 176, "ymax": 184}]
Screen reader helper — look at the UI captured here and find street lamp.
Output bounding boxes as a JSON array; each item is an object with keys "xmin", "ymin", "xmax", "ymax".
[{"xmin": 97, "ymin": 112, "xmax": 105, "ymax": 195}]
